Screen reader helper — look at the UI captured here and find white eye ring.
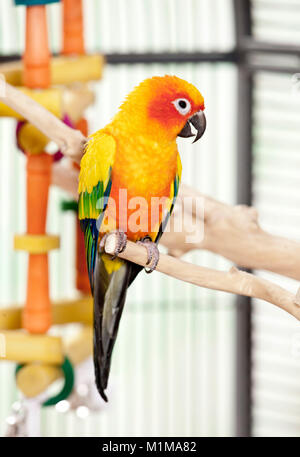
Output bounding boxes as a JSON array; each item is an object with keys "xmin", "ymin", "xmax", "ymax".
[{"xmin": 172, "ymin": 98, "xmax": 191, "ymax": 116}]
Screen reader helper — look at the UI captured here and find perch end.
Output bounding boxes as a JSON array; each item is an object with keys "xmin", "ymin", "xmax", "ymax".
[{"xmin": 295, "ymin": 287, "xmax": 300, "ymax": 307}]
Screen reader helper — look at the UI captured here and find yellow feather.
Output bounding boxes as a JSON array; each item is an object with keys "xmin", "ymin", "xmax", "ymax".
[
  {"xmin": 101, "ymin": 254, "xmax": 123, "ymax": 274},
  {"xmin": 177, "ymin": 153, "xmax": 182, "ymax": 180},
  {"xmin": 78, "ymin": 132, "xmax": 116, "ymax": 194}
]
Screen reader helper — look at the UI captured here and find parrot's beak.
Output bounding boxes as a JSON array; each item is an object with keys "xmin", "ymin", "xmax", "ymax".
[{"xmin": 178, "ymin": 110, "xmax": 206, "ymax": 143}]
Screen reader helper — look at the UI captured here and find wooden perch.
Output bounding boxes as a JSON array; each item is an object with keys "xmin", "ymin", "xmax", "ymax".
[
  {"xmin": 0, "ymin": 81, "xmax": 86, "ymax": 163},
  {"xmin": 51, "ymin": 162, "xmax": 300, "ymax": 283},
  {"xmin": 0, "ymin": 84, "xmax": 94, "ymax": 123},
  {"xmin": 52, "ymin": 160, "xmax": 81, "ymax": 196},
  {"xmin": 104, "ymin": 233, "xmax": 300, "ymax": 321},
  {"xmin": 0, "ymin": 87, "xmax": 62, "ymax": 119},
  {"xmin": 62, "ymin": 84, "xmax": 95, "ymax": 124},
  {"xmin": 162, "ymin": 184, "xmax": 300, "ymax": 281}
]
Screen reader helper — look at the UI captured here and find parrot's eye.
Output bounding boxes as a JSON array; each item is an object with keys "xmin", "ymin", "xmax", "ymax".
[{"xmin": 172, "ymin": 98, "xmax": 191, "ymax": 116}]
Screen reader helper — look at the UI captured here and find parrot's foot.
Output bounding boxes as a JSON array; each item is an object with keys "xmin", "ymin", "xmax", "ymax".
[
  {"xmin": 100, "ymin": 230, "xmax": 127, "ymax": 260},
  {"xmin": 137, "ymin": 236, "xmax": 160, "ymax": 273}
]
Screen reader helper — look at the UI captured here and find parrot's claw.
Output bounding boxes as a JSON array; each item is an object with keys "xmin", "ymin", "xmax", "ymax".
[
  {"xmin": 137, "ymin": 237, "xmax": 160, "ymax": 273},
  {"xmin": 99, "ymin": 230, "xmax": 127, "ymax": 259}
]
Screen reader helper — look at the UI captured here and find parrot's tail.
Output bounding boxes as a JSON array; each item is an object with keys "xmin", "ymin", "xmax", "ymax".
[{"xmin": 93, "ymin": 254, "xmax": 141, "ymax": 401}]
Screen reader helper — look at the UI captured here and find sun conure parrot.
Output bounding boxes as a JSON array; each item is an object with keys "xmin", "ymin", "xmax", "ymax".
[{"xmin": 78, "ymin": 75, "xmax": 206, "ymax": 401}]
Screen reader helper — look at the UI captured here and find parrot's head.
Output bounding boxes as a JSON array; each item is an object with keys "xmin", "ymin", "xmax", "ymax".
[{"xmin": 117, "ymin": 75, "xmax": 206, "ymax": 143}]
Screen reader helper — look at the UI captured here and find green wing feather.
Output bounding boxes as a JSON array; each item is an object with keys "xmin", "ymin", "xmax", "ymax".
[
  {"xmin": 155, "ymin": 153, "xmax": 182, "ymax": 243},
  {"xmin": 78, "ymin": 132, "xmax": 116, "ymax": 291},
  {"xmin": 79, "ymin": 178, "xmax": 112, "ymax": 291}
]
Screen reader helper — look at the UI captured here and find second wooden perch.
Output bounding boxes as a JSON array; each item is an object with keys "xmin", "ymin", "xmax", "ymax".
[{"xmin": 104, "ymin": 233, "xmax": 300, "ymax": 321}]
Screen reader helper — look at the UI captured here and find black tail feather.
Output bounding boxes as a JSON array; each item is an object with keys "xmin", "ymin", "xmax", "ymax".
[{"xmin": 93, "ymin": 256, "xmax": 142, "ymax": 401}]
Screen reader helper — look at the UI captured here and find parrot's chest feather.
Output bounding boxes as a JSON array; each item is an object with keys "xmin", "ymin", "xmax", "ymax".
[{"xmin": 113, "ymin": 135, "xmax": 178, "ymax": 198}]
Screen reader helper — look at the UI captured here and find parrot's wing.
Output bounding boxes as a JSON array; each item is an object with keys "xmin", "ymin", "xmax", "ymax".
[
  {"xmin": 79, "ymin": 132, "xmax": 121, "ymax": 401},
  {"xmin": 155, "ymin": 153, "xmax": 182, "ymax": 243},
  {"xmin": 78, "ymin": 132, "xmax": 116, "ymax": 292},
  {"xmin": 78, "ymin": 132, "xmax": 137, "ymax": 402}
]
